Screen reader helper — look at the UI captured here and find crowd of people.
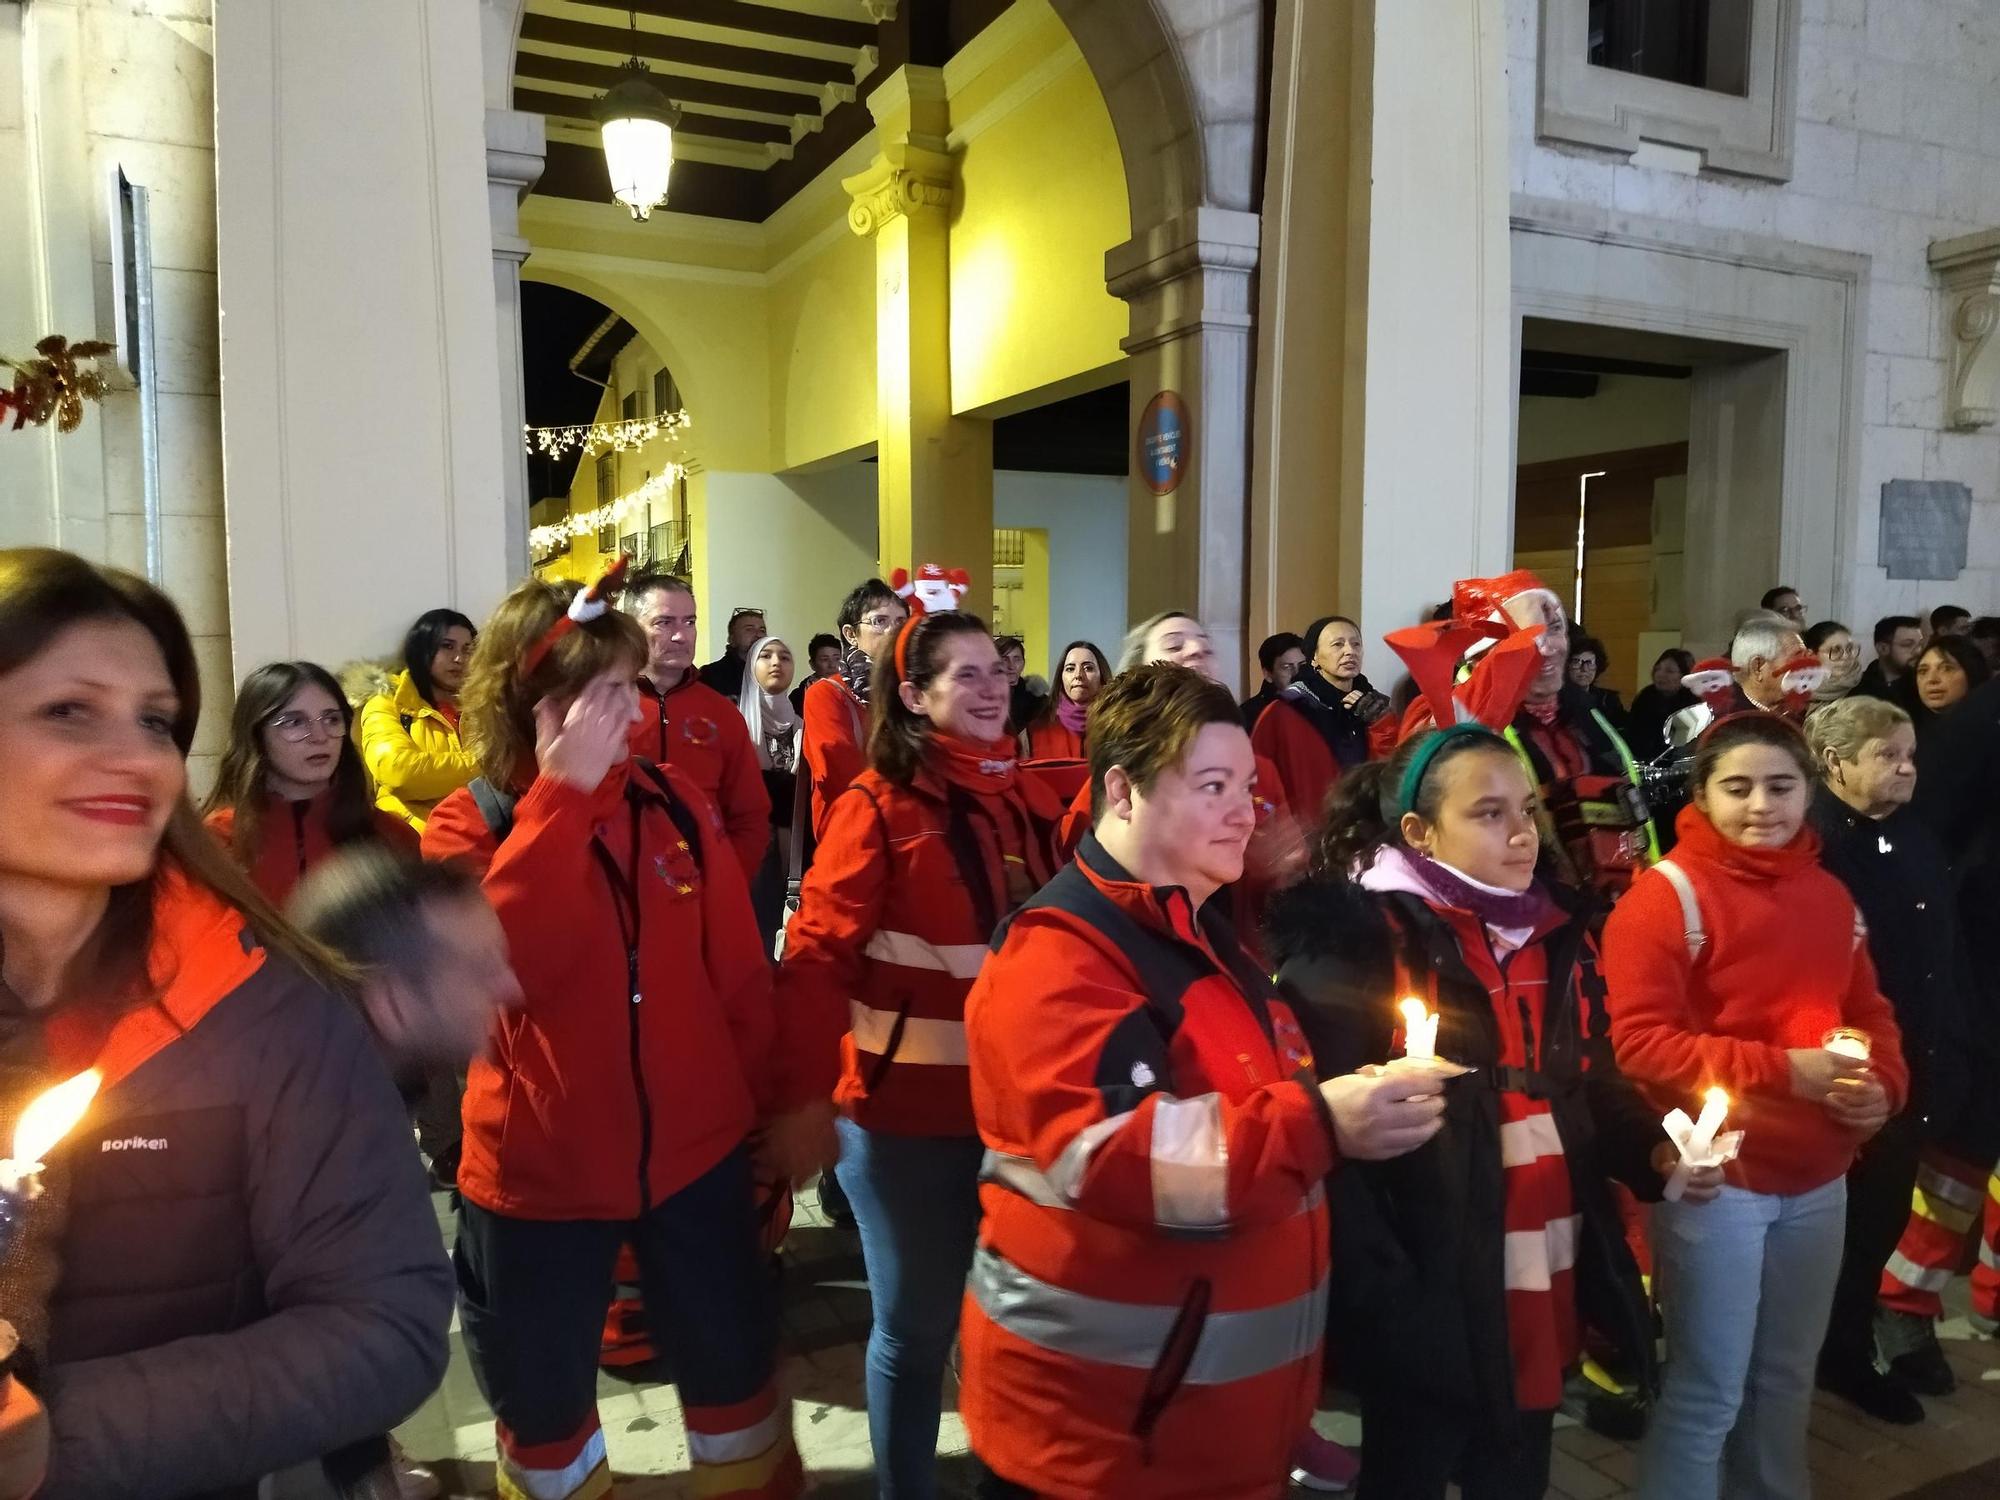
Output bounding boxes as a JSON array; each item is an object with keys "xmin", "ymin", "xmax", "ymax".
[{"xmin": 0, "ymin": 538, "xmax": 1995, "ymax": 1500}]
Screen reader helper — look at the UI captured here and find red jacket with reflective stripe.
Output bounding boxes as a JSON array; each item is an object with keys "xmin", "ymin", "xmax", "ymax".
[
  {"xmin": 630, "ymin": 670, "xmax": 772, "ymax": 878},
  {"xmin": 960, "ymin": 838, "xmax": 1336, "ymax": 1500},
  {"xmin": 423, "ymin": 761, "xmax": 793, "ymax": 1220},
  {"xmin": 776, "ymin": 761, "xmax": 1064, "ymax": 1137}
]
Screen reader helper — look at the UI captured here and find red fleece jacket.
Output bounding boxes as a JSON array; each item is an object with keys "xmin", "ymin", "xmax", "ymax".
[{"xmin": 1602, "ymin": 805, "xmax": 1907, "ymax": 1196}]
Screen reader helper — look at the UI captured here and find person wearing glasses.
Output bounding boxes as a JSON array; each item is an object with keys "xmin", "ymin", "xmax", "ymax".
[
  {"xmin": 359, "ymin": 608, "xmax": 481, "ymax": 832},
  {"xmin": 1803, "ymin": 620, "xmax": 1866, "ymax": 704},
  {"xmin": 802, "ymin": 579, "xmax": 908, "ymax": 837},
  {"xmin": 205, "ymin": 661, "xmax": 416, "ymax": 904}
]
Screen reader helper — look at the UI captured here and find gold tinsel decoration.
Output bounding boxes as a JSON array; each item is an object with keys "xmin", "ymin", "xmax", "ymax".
[{"xmin": 1, "ymin": 336, "xmax": 115, "ymax": 434}]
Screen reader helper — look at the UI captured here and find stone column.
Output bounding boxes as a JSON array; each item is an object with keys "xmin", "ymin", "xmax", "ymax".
[
  {"xmin": 843, "ymin": 66, "xmax": 994, "ymax": 618},
  {"xmin": 1108, "ymin": 207, "xmax": 1260, "ymax": 689},
  {"xmin": 213, "ymin": 0, "xmax": 509, "ymax": 671},
  {"xmin": 487, "ymin": 106, "xmax": 545, "ymax": 580}
]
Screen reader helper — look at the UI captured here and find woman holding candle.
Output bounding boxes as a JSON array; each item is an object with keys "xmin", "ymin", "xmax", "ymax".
[
  {"xmin": 1603, "ymin": 712, "xmax": 1909, "ymax": 1500},
  {"xmin": 204, "ymin": 661, "xmax": 417, "ymax": 903},
  {"xmin": 422, "ymin": 575, "xmax": 812, "ymax": 1500},
  {"xmin": 777, "ymin": 610, "xmax": 1066, "ymax": 1499},
  {"xmin": 961, "ymin": 665, "xmax": 1445, "ymax": 1499},
  {"xmin": 0, "ymin": 548, "xmax": 453, "ymax": 1498},
  {"xmin": 1267, "ymin": 722, "xmax": 1691, "ymax": 1499}
]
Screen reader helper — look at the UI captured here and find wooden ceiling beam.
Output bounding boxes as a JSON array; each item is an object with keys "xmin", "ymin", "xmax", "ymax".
[
  {"xmin": 519, "ymin": 12, "xmax": 851, "ymax": 89},
  {"xmin": 559, "ymin": 0, "xmax": 876, "ymax": 51},
  {"xmin": 516, "ymin": 47, "xmax": 808, "ymax": 118},
  {"xmin": 514, "ymin": 85, "xmax": 790, "ymax": 144}
]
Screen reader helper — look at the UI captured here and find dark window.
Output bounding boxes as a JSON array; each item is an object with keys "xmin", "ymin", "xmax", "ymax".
[
  {"xmin": 1588, "ymin": 0, "xmax": 1750, "ymax": 97},
  {"xmin": 653, "ymin": 366, "xmax": 681, "ymax": 416},
  {"xmin": 621, "ymin": 390, "xmax": 640, "ymax": 422},
  {"xmin": 595, "ymin": 454, "xmax": 615, "ymax": 503}
]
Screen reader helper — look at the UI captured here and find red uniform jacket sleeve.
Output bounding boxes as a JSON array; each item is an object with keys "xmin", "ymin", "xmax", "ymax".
[
  {"xmin": 1367, "ymin": 711, "xmax": 1399, "ymax": 760},
  {"xmin": 711, "ymin": 708, "xmax": 774, "ymax": 876},
  {"xmin": 976, "ymin": 919, "xmax": 1335, "ymax": 1236},
  {"xmin": 1601, "ymin": 870, "xmax": 1798, "ymax": 1101},
  {"xmin": 1251, "ymin": 703, "xmax": 1336, "ymax": 829},
  {"xmin": 803, "ymin": 679, "xmax": 867, "ymax": 840},
  {"xmin": 774, "ymin": 784, "xmax": 889, "ymax": 1102}
]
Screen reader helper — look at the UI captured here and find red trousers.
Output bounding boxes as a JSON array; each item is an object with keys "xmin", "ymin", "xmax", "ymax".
[{"xmin": 1877, "ymin": 1148, "xmax": 2000, "ymax": 1322}]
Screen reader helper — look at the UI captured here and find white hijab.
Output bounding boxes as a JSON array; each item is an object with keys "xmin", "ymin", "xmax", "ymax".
[{"xmin": 737, "ymin": 635, "xmax": 800, "ymax": 771}]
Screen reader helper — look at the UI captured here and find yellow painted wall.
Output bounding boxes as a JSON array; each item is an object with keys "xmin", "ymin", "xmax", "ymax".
[
  {"xmin": 949, "ymin": 26, "xmax": 1129, "ymax": 416},
  {"xmin": 767, "ymin": 225, "xmax": 880, "ymax": 472}
]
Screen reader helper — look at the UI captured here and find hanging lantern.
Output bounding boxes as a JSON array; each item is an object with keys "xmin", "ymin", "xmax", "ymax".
[{"xmin": 597, "ymin": 58, "xmax": 679, "ymax": 222}]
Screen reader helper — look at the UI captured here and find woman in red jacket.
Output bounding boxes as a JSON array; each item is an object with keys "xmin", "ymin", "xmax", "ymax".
[
  {"xmin": 1020, "ymin": 639, "xmax": 1109, "ymax": 762},
  {"xmin": 961, "ymin": 664, "xmax": 1445, "ymax": 1499},
  {"xmin": 778, "ymin": 610, "xmax": 1064, "ymax": 1498},
  {"xmin": 1251, "ymin": 615, "xmax": 1397, "ymax": 830},
  {"xmin": 422, "ymin": 578, "xmax": 807, "ymax": 1500},
  {"xmin": 1603, "ymin": 713, "xmax": 1908, "ymax": 1500},
  {"xmin": 204, "ymin": 661, "xmax": 415, "ymax": 902}
]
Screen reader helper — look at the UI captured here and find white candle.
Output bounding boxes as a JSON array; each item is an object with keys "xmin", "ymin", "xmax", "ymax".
[
  {"xmin": 1398, "ymin": 997, "xmax": 1438, "ymax": 1063},
  {"xmin": 1687, "ymin": 1087, "xmax": 1730, "ymax": 1161},
  {"xmin": 1823, "ymin": 1029, "xmax": 1871, "ymax": 1062}
]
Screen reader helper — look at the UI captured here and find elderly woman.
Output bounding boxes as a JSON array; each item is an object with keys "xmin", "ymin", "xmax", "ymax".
[
  {"xmin": 960, "ymin": 663, "xmax": 1445, "ymax": 1500},
  {"xmin": 1806, "ymin": 696, "xmax": 1983, "ymax": 1416}
]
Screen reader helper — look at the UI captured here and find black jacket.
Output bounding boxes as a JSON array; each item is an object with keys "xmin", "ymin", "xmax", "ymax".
[
  {"xmin": 1277, "ymin": 672, "xmax": 1390, "ymax": 770},
  {"xmin": 1624, "ymin": 685, "xmax": 1694, "ymax": 762},
  {"xmin": 699, "ymin": 650, "xmax": 746, "ymax": 700},
  {"xmin": 42, "ymin": 951, "xmax": 453, "ymax": 1500},
  {"xmin": 1810, "ymin": 788, "xmax": 1971, "ymax": 1134},
  {"xmin": 1265, "ymin": 878, "xmax": 1664, "ymax": 1436}
]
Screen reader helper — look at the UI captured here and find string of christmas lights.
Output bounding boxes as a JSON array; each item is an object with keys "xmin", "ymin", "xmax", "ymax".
[
  {"xmin": 529, "ymin": 465, "xmax": 687, "ymax": 561},
  {"xmin": 524, "ymin": 409, "xmax": 692, "ymax": 460}
]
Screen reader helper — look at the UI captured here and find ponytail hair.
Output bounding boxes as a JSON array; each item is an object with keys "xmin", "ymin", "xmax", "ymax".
[
  {"xmin": 867, "ymin": 610, "xmax": 992, "ymax": 786},
  {"xmin": 1309, "ymin": 725, "xmax": 1518, "ymax": 878}
]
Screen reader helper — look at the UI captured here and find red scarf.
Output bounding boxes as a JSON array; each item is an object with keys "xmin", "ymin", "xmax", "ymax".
[{"xmin": 930, "ymin": 731, "xmax": 1019, "ymax": 795}]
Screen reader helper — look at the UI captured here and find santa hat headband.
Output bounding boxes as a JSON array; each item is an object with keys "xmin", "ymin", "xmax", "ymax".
[
  {"xmin": 520, "ymin": 555, "xmax": 631, "ymax": 677},
  {"xmin": 888, "ymin": 562, "xmax": 971, "ymax": 679},
  {"xmin": 1382, "ymin": 570, "xmax": 1558, "ymax": 733}
]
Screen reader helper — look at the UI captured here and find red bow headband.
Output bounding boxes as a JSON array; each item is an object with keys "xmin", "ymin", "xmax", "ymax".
[
  {"xmin": 521, "ymin": 555, "xmax": 630, "ymax": 677},
  {"xmin": 1383, "ymin": 571, "xmax": 1561, "ymax": 733}
]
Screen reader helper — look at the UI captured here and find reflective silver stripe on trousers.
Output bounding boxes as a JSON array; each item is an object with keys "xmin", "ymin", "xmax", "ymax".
[
  {"xmin": 969, "ymin": 1246, "xmax": 1326, "ymax": 1386},
  {"xmin": 983, "ymin": 1150, "xmax": 1325, "ymax": 1219}
]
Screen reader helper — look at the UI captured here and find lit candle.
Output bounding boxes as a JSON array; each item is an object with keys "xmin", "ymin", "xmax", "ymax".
[
  {"xmin": 1398, "ymin": 997, "xmax": 1438, "ymax": 1063},
  {"xmin": 1686, "ymin": 1086, "xmax": 1730, "ymax": 1161},
  {"xmin": 1822, "ymin": 1028, "xmax": 1871, "ymax": 1062},
  {"xmin": 0, "ymin": 1071, "xmax": 100, "ymax": 1252}
]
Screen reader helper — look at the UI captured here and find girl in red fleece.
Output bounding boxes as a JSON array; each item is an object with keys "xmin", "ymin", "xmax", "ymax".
[{"xmin": 1603, "ymin": 713, "xmax": 1907, "ymax": 1500}]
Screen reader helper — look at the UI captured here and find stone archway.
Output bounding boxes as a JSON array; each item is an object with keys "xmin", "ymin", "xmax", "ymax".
[{"xmin": 1049, "ymin": 0, "xmax": 1265, "ymax": 684}]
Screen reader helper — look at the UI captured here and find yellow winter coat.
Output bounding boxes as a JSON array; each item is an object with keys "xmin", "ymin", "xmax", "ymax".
[{"xmin": 358, "ymin": 671, "xmax": 480, "ymax": 832}]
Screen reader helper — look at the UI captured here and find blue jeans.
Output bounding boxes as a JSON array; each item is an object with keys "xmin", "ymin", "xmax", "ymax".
[
  {"xmin": 835, "ymin": 1117, "xmax": 985, "ymax": 1499},
  {"xmin": 1640, "ymin": 1177, "xmax": 1847, "ymax": 1500}
]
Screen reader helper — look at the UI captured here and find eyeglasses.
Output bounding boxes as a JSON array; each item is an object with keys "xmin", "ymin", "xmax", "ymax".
[
  {"xmin": 1822, "ymin": 643, "xmax": 1862, "ymax": 661},
  {"xmin": 268, "ymin": 709, "xmax": 347, "ymax": 742},
  {"xmin": 859, "ymin": 612, "xmax": 904, "ymax": 632}
]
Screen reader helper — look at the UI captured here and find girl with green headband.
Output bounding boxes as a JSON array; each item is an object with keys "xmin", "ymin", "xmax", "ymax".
[{"xmin": 1265, "ymin": 725, "xmax": 1711, "ymax": 1499}]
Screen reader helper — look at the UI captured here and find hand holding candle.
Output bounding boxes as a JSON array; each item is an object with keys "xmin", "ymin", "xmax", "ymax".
[{"xmin": 1661, "ymin": 1086, "xmax": 1744, "ymax": 1202}]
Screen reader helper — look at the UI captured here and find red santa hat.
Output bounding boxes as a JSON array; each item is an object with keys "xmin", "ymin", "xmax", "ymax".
[
  {"xmin": 889, "ymin": 561, "xmax": 972, "ymax": 677},
  {"xmin": 1383, "ymin": 570, "xmax": 1560, "ymax": 735}
]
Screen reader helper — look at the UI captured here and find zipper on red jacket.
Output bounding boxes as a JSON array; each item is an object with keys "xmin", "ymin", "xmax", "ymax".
[{"xmin": 591, "ymin": 793, "xmax": 655, "ymax": 1216}]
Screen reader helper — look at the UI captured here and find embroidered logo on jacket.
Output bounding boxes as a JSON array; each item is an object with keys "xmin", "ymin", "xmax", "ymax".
[
  {"xmin": 681, "ymin": 716, "xmax": 718, "ymax": 747},
  {"xmin": 1130, "ymin": 1061, "xmax": 1157, "ymax": 1088}
]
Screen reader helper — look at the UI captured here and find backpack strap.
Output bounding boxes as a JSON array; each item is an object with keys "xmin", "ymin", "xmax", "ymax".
[
  {"xmin": 630, "ymin": 758, "xmax": 705, "ymax": 864},
  {"xmin": 467, "ymin": 778, "xmax": 518, "ymax": 844},
  {"xmin": 1652, "ymin": 857, "xmax": 1705, "ymax": 961}
]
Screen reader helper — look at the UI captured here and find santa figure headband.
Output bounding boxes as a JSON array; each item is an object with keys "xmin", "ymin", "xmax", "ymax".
[
  {"xmin": 889, "ymin": 562, "xmax": 971, "ymax": 678},
  {"xmin": 521, "ymin": 555, "xmax": 631, "ymax": 677}
]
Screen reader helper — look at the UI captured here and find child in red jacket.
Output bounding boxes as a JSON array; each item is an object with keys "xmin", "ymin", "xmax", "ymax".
[
  {"xmin": 1603, "ymin": 713, "xmax": 1907, "ymax": 1500},
  {"xmin": 422, "ymin": 577, "xmax": 812, "ymax": 1500}
]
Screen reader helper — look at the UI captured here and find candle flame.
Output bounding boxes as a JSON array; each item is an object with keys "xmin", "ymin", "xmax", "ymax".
[
  {"xmin": 13, "ymin": 1070, "xmax": 101, "ymax": 1168},
  {"xmin": 1398, "ymin": 997, "xmax": 1430, "ymax": 1032},
  {"xmin": 1703, "ymin": 1086, "xmax": 1729, "ymax": 1113}
]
